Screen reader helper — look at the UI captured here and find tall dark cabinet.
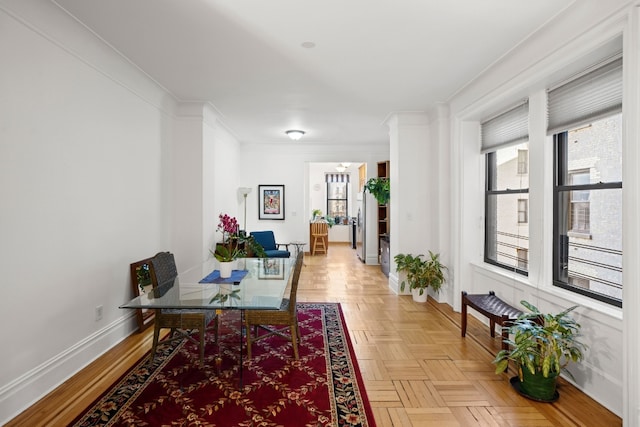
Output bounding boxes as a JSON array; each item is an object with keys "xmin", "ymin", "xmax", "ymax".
[{"xmin": 377, "ymin": 161, "xmax": 390, "ymax": 276}]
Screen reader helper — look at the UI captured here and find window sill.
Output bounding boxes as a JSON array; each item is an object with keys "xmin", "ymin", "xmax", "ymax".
[{"xmin": 471, "ymin": 261, "xmax": 622, "ymax": 322}]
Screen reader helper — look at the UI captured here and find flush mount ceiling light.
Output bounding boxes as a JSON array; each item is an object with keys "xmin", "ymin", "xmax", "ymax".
[{"xmin": 285, "ymin": 130, "xmax": 305, "ymax": 141}]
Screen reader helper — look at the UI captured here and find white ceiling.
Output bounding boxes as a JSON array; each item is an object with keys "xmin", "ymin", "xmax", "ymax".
[{"xmin": 54, "ymin": 0, "xmax": 574, "ymax": 145}]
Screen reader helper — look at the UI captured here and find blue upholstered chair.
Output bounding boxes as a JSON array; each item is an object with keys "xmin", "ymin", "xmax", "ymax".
[{"xmin": 250, "ymin": 231, "xmax": 290, "ymax": 258}]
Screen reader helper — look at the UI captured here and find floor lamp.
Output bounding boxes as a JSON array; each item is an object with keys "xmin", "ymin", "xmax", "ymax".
[{"xmin": 239, "ymin": 187, "xmax": 252, "ymax": 232}]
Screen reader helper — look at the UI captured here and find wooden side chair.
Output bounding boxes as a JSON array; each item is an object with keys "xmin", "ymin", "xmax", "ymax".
[
  {"xmin": 311, "ymin": 221, "xmax": 328, "ymax": 255},
  {"xmin": 245, "ymin": 252, "xmax": 304, "ymax": 359},
  {"xmin": 147, "ymin": 251, "xmax": 218, "ymax": 366}
]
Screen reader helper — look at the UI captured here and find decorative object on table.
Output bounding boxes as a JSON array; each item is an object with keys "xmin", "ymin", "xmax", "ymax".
[
  {"xmin": 249, "ymin": 230, "xmax": 290, "ymax": 258},
  {"xmin": 394, "ymin": 251, "xmax": 446, "ymax": 302},
  {"xmin": 258, "ymin": 184, "xmax": 285, "ymax": 220},
  {"xmin": 212, "ymin": 213, "xmax": 245, "ymax": 277},
  {"xmin": 70, "ymin": 303, "xmax": 376, "ymax": 427},
  {"xmin": 493, "ymin": 300, "xmax": 587, "ymax": 402},
  {"xmin": 199, "ymin": 268, "xmax": 249, "ymax": 284},
  {"xmin": 364, "ymin": 176, "xmax": 390, "ymax": 205},
  {"xmin": 311, "ymin": 208, "xmax": 322, "ymax": 221},
  {"xmin": 218, "ymin": 261, "xmax": 233, "ymax": 279}
]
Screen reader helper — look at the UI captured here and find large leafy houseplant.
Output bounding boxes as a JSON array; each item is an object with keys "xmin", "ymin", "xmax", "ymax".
[
  {"xmin": 364, "ymin": 177, "xmax": 390, "ymax": 205},
  {"xmin": 394, "ymin": 251, "xmax": 446, "ymax": 300},
  {"xmin": 493, "ymin": 300, "xmax": 587, "ymax": 401}
]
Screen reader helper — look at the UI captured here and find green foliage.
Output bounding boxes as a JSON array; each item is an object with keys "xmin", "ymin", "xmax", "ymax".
[
  {"xmin": 493, "ymin": 301, "xmax": 587, "ymax": 379},
  {"xmin": 239, "ymin": 234, "xmax": 267, "ymax": 258},
  {"xmin": 364, "ymin": 177, "xmax": 390, "ymax": 205},
  {"xmin": 136, "ymin": 263, "xmax": 152, "ymax": 291},
  {"xmin": 210, "ymin": 288, "xmax": 241, "ymax": 304},
  {"xmin": 211, "ymin": 240, "xmax": 245, "ymax": 262},
  {"xmin": 211, "ymin": 234, "xmax": 267, "ymax": 261},
  {"xmin": 394, "ymin": 251, "xmax": 446, "ymax": 295}
]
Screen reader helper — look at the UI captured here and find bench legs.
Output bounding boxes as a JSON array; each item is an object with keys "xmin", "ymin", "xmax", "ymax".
[
  {"xmin": 461, "ymin": 294, "xmax": 468, "ymax": 337},
  {"xmin": 461, "ymin": 291, "xmax": 515, "ymax": 352}
]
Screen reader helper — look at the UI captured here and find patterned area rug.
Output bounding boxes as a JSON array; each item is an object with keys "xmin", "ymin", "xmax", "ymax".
[{"xmin": 72, "ymin": 303, "xmax": 375, "ymax": 426}]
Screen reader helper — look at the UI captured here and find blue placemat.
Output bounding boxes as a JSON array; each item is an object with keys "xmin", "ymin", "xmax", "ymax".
[{"xmin": 199, "ymin": 269, "xmax": 248, "ymax": 284}]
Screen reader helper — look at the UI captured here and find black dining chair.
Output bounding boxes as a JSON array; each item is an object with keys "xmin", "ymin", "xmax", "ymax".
[{"xmin": 146, "ymin": 251, "xmax": 218, "ymax": 366}]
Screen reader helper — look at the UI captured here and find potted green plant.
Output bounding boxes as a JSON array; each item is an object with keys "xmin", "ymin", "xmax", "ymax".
[
  {"xmin": 238, "ymin": 234, "xmax": 267, "ymax": 258},
  {"xmin": 211, "ymin": 213, "xmax": 245, "ymax": 278},
  {"xmin": 394, "ymin": 251, "xmax": 446, "ymax": 302},
  {"xmin": 493, "ymin": 301, "xmax": 587, "ymax": 402},
  {"xmin": 364, "ymin": 177, "xmax": 390, "ymax": 205}
]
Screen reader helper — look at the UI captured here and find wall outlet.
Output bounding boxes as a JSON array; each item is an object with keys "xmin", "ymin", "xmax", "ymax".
[{"xmin": 95, "ymin": 305, "xmax": 103, "ymax": 321}]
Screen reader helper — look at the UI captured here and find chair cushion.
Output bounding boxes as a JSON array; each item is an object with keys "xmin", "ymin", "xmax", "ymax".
[{"xmin": 265, "ymin": 249, "xmax": 291, "ymax": 258}]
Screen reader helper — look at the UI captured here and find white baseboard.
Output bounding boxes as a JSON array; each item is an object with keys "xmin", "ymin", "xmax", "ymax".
[{"xmin": 0, "ymin": 313, "xmax": 136, "ymax": 425}]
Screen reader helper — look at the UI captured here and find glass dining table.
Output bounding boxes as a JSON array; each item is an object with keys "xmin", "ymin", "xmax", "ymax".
[{"xmin": 120, "ymin": 257, "xmax": 296, "ymax": 383}]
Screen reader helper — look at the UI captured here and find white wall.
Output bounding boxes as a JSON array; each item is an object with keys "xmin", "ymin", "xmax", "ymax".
[
  {"xmin": 307, "ymin": 162, "xmax": 359, "ymax": 243},
  {"xmin": 0, "ymin": 0, "xmax": 177, "ymax": 421},
  {"xmin": 446, "ymin": 1, "xmax": 638, "ymax": 420},
  {"xmin": 387, "ymin": 113, "xmax": 436, "ymax": 295},
  {"xmin": 240, "ymin": 145, "xmax": 387, "ymax": 261}
]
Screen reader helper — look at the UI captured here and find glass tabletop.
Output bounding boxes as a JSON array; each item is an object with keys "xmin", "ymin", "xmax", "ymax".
[{"xmin": 120, "ymin": 257, "xmax": 295, "ymax": 310}]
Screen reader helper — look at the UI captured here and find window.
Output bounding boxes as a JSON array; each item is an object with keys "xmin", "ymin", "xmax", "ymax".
[
  {"xmin": 482, "ymin": 101, "xmax": 529, "ymax": 275},
  {"xmin": 550, "ymin": 57, "xmax": 622, "ymax": 306},
  {"xmin": 517, "ymin": 149, "xmax": 528, "ymax": 174},
  {"xmin": 568, "ymin": 170, "xmax": 590, "ymax": 234},
  {"xmin": 517, "ymin": 199, "xmax": 528, "ymax": 223},
  {"xmin": 326, "ymin": 173, "xmax": 349, "ymax": 222},
  {"xmin": 485, "ymin": 144, "xmax": 529, "ymax": 274},
  {"xmin": 517, "ymin": 248, "xmax": 528, "ymax": 271}
]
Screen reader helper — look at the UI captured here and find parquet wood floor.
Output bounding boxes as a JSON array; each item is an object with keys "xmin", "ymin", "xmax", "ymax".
[{"xmin": 7, "ymin": 243, "xmax": 621, "ymax": 426}]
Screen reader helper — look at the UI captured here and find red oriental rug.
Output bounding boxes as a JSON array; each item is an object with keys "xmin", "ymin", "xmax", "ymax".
[{"xmin": 72, "ymin": 303, "xmax": 376, "ymax": 426}]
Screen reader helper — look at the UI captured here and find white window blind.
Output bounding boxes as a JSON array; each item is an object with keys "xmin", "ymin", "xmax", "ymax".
[
  {"xmin": 481, "ymin": 101, "xmax": 529, "ymax": 154},
  {"xmin": 547, "ymin": 57, "xmax": 622, "ymax": 135},
  {"xmin": 325, "ymin": 173, "xmax": 350, "ymax": 183}
]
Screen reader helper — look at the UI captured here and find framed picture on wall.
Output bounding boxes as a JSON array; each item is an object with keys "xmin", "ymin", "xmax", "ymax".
[{"xmin": 258, "ymin": 185, "xmax": 285, "ymax": 220}]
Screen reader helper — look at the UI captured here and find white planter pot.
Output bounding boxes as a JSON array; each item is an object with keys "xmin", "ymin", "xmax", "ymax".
[
  {"xmin": 219, "ymin": 261, "xmax": 234, "ymax": 278},
  {"xmin": 411, "ymin": 287, "xmax": 428, "ymax": 303}
]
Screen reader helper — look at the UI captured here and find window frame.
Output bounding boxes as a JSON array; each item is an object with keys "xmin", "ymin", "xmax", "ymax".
[
  {"xmin": 484, "ymin": 151, "xmax": 529, "ymax": 276},
  {"xmin": 553, "ymin": 131, "xmax": 622, "ymax": 307},
  {"xmin": 326, "ymin": 181, "xmax": 348, "ymax": 220}
]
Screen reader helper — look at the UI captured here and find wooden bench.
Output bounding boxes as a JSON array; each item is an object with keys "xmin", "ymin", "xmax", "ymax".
[{"xmin": 461, "ymin": 291, "xmax": 522, "ymax": 351}]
